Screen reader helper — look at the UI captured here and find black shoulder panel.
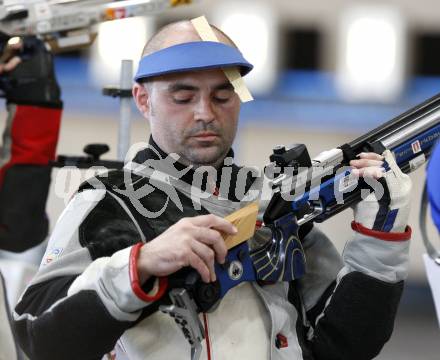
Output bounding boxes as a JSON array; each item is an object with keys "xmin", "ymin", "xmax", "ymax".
[
  {"xmin": 79, "ymin": 192, "xmax": 143, "ymax": 260},
  {"xmin": 14, "ymin": 290, "xmax": 131, "ymax": 360},
  {"xmin": 78, "ymin": 170, "xmax": 142, "ymax": 193},
  {"xmin": 78, "ymin": 170, "xmax": 154, "ymax": 259}
]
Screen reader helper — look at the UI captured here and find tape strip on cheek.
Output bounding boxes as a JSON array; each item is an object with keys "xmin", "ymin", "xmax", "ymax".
[{"xmin": 190, "ymin": 15, "xmax": 254, "ymax": 103}]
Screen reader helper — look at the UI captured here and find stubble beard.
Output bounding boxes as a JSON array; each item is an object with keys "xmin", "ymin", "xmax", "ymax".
[
  {"xmin": 181, "ymin": 141, "xmax": 229, "ymax": 169},
  {"xmin": 179, "ymin": 122, "xmax": 233, "ymax": 169}
]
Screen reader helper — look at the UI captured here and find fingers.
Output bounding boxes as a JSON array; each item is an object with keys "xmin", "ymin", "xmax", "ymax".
[
  {"xmin": 8, "ymin": 39, "xmax": 23, "ymax": 52},
  {"xmin": 0, "ymin": 36, "xmax": 23, "ymax": 73},
  {"xmin": 188, "ymin": 252, "xmax": 211, "ymax": 284},
  {"xmin": 190, "ymin": 240, "xmax": 216, "ymax": 282},
  {"xmin": 145, "ymin": 215, "xmax": 237, "ymax": 282},
  {"xmin": 350, "ymin": 153, "xmax": 385, "ymax": 180},
  {"xmin": 351, "ymin": 166, "xmax": 385, "ymax": 179},
  {"xmin": 190, "ymin": 214, "xmax": 238, "ymax": 235},
  {"xmin": 357, "ymin": 152, "xmax": 384, "ymax": 161},
  {"xmin": 4, "ymin": 56, "xmax": 21, "ymax": 71},
  {"xmin": 193, "ymin": 227, "xmax": 227, "ymax": 264},
  {"xmin": 350, "ymin": 158, "xmax": 384, "ymax": 168},
  {"xmin": 0, "ymin": 56, "xmax": 21, "ymax": 74}
]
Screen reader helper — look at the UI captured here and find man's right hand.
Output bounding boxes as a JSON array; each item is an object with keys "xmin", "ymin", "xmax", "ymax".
[
  {"xmin": 137, "ymin": 214, "xmax": 237, "ymax": 284},
  {"xmin": 0, "ymin": 36, "xmax": 22, "ymax": 74}
]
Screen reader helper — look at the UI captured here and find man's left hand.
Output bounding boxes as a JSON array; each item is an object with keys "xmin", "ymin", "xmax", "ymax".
[{"xmin": 349, "ymin": 150, "xmax": 412, "ymax": 234}]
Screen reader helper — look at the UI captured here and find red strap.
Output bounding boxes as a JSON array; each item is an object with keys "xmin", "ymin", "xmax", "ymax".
[
  {"xmin": 129, "ymin": 243, "xmax": 168, "ymax": 302},
  {"xmin": 351, "ymin": 221, "xmax": 412, "ymax": 241},
  {"xmin": 203, "ymin": 313, "xmax": 212, "ymax": 360}
]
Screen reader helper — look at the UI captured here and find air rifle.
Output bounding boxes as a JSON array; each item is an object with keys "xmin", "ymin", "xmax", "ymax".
[
  {"xmin": 212, "ymin": 92, "xmax": 440, "ymax": 302},
  {"xmin": 0, "ymin": 0, "xmax": 194, "ymax": 52},
  {"xmin": 163, "ymin": 93, "xmax": 440, "ymax": 360},
  {"xmin": 221, "ymin": 92, "xmax": 440, "ymax": 296},
  {"xmin": 264, "ymin": 92, "xmax": 440, "ymax": 225}
]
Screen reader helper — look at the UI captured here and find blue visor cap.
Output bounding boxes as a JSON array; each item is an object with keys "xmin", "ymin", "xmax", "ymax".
[{"xmin": 134, "ymin": 41, "xmax": 253, "ymax": 82}]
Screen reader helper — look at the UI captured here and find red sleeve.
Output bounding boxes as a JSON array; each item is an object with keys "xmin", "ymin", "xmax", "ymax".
[{"xmin": 0, "ymin": 104, "xmax": 61, "ymax": 186}]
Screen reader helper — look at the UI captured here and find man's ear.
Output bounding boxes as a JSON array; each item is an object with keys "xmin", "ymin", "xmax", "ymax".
[{"xmin": 132, "ymin": 82, "xmax": 150, "ymax": 117}]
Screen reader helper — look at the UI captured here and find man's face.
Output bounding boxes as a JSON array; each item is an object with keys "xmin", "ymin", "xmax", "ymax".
[{"xmin": 134, "ymin": 69, "xmax": 240, "ymax": 168}]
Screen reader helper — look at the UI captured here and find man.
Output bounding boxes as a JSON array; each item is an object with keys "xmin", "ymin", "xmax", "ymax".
[
  {"xmin": 0, "ymin": 35, "xmax": 62, "ymax": 253},
  {"xmin": 0, "ymin": 34, "xmax": 61, "ymax": 360},
  {"xmin": 13, "ymin": 20, "xmax": 412, "ymax": 360}
]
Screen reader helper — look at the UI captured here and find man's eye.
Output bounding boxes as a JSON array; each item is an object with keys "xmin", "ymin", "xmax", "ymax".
[
  {"xmin": 214, "ymin": 96, "xmax": 231, "ymax": 103},
  {"xmin": 173, "ymin": 97, "xmax": 192, "ymax": 104},
  {"xmin": 214, "ymin": 90, "xmax": 233, "ymax": 103}
]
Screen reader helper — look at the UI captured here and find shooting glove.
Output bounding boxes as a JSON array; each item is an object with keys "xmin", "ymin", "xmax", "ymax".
[{"xmin": 352, "ymin": 150, "xmax": 412, "ymax": 236}]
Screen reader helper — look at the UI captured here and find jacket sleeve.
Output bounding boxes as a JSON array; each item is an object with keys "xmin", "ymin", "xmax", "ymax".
[
  {"xmin": 13, "ymin": 189, "xmax": 160, "ymax": 360},
  {"xmin": 0, "ymin": 35, "xmax": 62, "ymax": 252},
  {"xmin": 0, "ymin": 103, "xmax": 62, "ymax": 252},
  {"xmin": 293, "ymin": 225, "xmax": 409, "ymax": 360}
]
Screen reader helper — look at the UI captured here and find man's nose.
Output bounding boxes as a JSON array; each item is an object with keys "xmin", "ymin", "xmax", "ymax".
[{"xmin": 194, "ymin": 97, "xmax": 215, "ymax": 123}]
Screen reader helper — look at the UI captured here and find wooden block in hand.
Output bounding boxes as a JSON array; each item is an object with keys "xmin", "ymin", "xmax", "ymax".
[{"xmin": 223, "ymin": 202, "xmax": 259, "ymax": 249}]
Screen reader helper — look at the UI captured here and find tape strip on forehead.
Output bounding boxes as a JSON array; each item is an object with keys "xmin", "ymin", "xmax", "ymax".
[
  {"xmin": 134, "ymin": 41, "xmax": 253, "ymax": 82},
  {"xmin": 190, "ymin": 15, "xmax": 254, "ymax": 102}
]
